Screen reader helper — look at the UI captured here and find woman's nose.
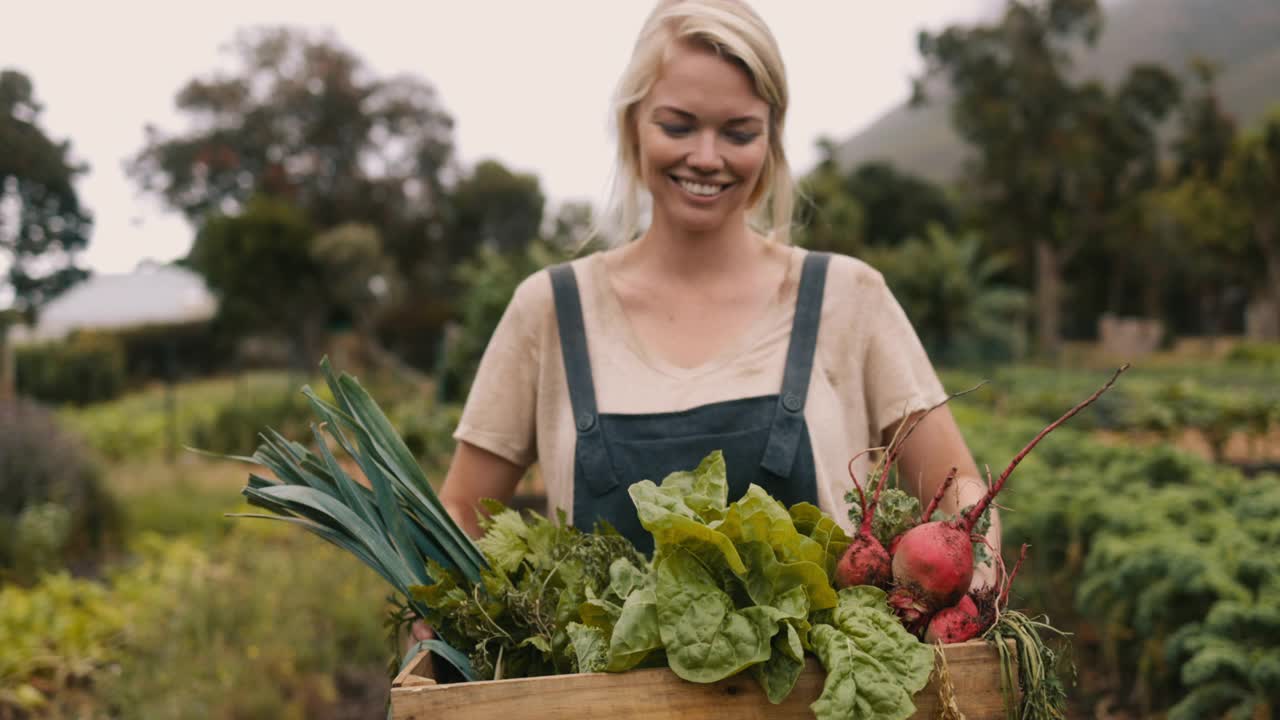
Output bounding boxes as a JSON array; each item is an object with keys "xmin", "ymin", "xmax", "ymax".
[{"xmin": 686, "ymin": 131, "xmax": 723, "ymax": 172}]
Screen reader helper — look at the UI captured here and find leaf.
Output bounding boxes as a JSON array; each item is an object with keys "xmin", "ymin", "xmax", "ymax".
[
  {"xmin": 849, "ymin": 487, "xmax": 921, "ymax": 547},
  {"xmin": 718, "ymin": 485, "xmax": 826, "ymax": 569},
  {"xmin": 566, "ymin": 623, "xmax": 609, "ymax": 673},
  {"xmin": 738, "ymin": 540, "xmax": 835, "ymax": 615},
  {"xmin": 629, "ymin": 480, "xmax": 746, "ymax": 576},
  {"xmin": 828, "ymin": 586, "xmax": 934, "ymax": 693},
  {"xmin": 608, "ymin": 557, "xmax": 648, "ymax": 601},
  {"xmin": 652, "ymin": 450, "xmax": 730, "ymax": 521},
  {"xmin": 790, "ymin": 502, "xmax": 853, "ymax": 578},
  {"xmin": 752, "ymin": 631, "xmax": 806, "ymax": 704},
  {"xmin": 476, "ymin": 508, "xmax": 530, "ymax": 574},
  {"xmin": 401, "ymin": 638, "xmax": 477, "ymax": 682},
  {"xmin": 654, "ymin": 547, "xmax": 779, "ymax": 683},
  {"xmin": 607, "ymin": 587, "xmax": 663, "ymax": 672},
  {"xmin": 809, "ymin": 624, "xmax": 921, "ymax": 720}
]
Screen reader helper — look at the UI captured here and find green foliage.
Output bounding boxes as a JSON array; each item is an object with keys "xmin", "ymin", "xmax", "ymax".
[
  {"xmin": 441, "ymin": 240, "xmax": 570, "ymax": 402},
  {"xmin": 416, "ymin": 507, "xmax": 646, "ymax": 680},
  {"xmin": 915, "ymin": 0, "xmax": 1183, "ymax": 354},
  {"xmin": 953, "ymin": 400, "xmax": 1280, "ymax": 717},
  {"xmin": 611, "ymin": 452, "xmax": 933, "ymax": 717},
  {"xmin": 0, "ymin": 397, "xmax": 117, "ymax": 581},
  {"xmin": 447, "ymin": 159, "xmax": 546, "ymax": 257},
  {"xmin": 188, "ymin": 195, "xmax": 329, "ymax": 359},
  {"xmin": 845, "ymin": 487, "xmax": 920, "ymax": 547},
  {"xmin": 0, "ymin": 528, "xmax": 390, "ymax": 719},
  {"xmin": 844, "ymin": 162, "xmax": 956, "ymax": 248},
  {"xmin": 939, "ymin": 365, "xmax": 1280, "ymax": 459},
  {"xmin": 129, "ymin": 28, "xmax": 454, "ymax": 277},
  {"xmin": 808, "ymin": 588, "xmax": 933, "ymax": 720},
  {"xmin": 0, "ymin": 69, "xmax": 91, "ymax": 318},
  {"xmin": 1226, "ymin": 341, "xmax": 1280, "ymax": 367},
  {"xmin": 15, "ymin": 332, "xmax": 127, "ymax": 405},
  {"xmin": 61, "ymin": 372, "xmax": 307, "ymax": 462},
  {"xmin": 868, "ymin": 225, "xmax": 1029, "ymax": 364}
]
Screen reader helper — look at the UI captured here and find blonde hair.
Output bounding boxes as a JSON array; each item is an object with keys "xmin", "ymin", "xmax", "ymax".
[{"xmin": 595, "ymin": 0, "xmax": 794, "ymax": 246}]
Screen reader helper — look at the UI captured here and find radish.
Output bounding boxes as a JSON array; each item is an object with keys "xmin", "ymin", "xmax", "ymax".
[
  {"xmin": 834, "ymin": 383, "xmax": 979, "ymax": 591},
  {"xmin": 925, "ymin": 544, "xmax": 1028, "ymax": 644},
  {"xmin": 889, "ymin": 366, "xmax": 1128, "ymax": 624},
  {"xmin": 833, "ymin": 451, "xmax": 892, "ymax": 589}
]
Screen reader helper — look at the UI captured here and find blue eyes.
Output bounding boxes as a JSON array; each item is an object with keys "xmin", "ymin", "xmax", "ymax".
[{"xmin": 657, "ymin": 122, "xmax": 759, "ymax": 145}]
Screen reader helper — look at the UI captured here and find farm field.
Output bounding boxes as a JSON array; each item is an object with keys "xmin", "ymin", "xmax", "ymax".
[{"xmin": 3, "ymin": 357, "xmax": 1278, "ymax": 719}]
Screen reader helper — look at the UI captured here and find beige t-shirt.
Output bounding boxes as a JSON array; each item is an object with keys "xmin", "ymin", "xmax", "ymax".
[{"xmin": 453, "ymin": 244, "xmax": 948, "ymax": 533}]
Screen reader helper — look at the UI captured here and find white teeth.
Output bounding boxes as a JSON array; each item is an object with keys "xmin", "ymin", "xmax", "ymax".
[{"xmin": 677, "ymin": 179, "xmax": 725, "ymax": 196}]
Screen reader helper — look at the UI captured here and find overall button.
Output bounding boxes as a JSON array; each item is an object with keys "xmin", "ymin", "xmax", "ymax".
[
  {"xmin": 576, "ymin": 412, "xmax": 596, "ymax": 432},
  {"xmin": 782, "ymin": 393, "xmax": 803, "ymax": 413}
]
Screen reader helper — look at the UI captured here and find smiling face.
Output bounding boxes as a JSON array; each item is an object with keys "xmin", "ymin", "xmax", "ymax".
[{"xmin": 634, "ymin": 40, "xmax": 771, "ymax": 237}]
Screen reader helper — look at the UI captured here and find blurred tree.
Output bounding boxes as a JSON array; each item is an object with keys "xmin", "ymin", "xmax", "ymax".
[
  {"xmin": 446, "ymin": 159, "xmax": 545, "ymax": 257},
  {"xmin": 129, "ymin": 28, "xmax": 459, "ymax": 355},
  {"xmin": 1067, "ymin": 64, "xmax": 1181, "ymax": 332},
  {"xmin": 439, "ymin": 240, "xmax": 569, "ymax": 402},
  {"xmin": 866, "ymin": 225, "xmax": 1029, "ymax": 365},
  {"xmin": 794, "ymin": 140, "xmax": 865, "ymax": 255},
  {"xmin": 845, "ymin": 162, "xmax": 955, "ymax": 247},
  {"xmin": 1141, "ymin": 178, "xmax": 1250, "ymax": 336},
  {"xmin": 915, "ymin": 0, "xmax": 1104, "ymax": 356},
  {"xmin": 187, "ymin": 196, "xmax": 328, "ymax": 364},
  {"xmin": 0, "ymin": 70, "xmax": 93, "ymax": 398},
  {"xmin": 1228, "ymin": 107, "xmax": 1280, "ymax": 338},
  {"xmin": 1173, "ymin": 60, "xmax": 1237, "ymax": 183},
  {"xmin": 547, "ymin": 200, "xmax": 596, "ymax": 251}
]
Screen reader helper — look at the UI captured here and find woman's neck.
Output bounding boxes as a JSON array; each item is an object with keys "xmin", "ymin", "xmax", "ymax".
[{"xmin": 625, "ymin": 211, "xmax": 765, "ymax": 282}]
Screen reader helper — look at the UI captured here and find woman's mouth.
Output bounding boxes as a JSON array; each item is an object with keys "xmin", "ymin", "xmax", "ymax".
[{"xmin": 670, "ymin": 175, "xmax": 733, "ymax": 199}]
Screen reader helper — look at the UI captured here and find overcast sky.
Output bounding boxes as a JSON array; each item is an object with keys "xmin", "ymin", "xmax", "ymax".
[{"xmin": 3, "ymin": 1, "xmax": 991, "ymax": 275}]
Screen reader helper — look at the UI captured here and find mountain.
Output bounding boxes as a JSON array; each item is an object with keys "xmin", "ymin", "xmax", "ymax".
[{"xmin": 833, "ymin": 0, "xmax": 1280, "ymax": 183}]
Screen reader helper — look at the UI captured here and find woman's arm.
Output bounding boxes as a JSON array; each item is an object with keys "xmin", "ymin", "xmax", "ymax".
[
  {"xmin": 437, "ymin": 440, "xmax": 528, "ymax": 539},
  {"xmin": 882, "ymin": 405, "xmax": 1001, "ymax": 590},
  {"xmin": 410, "ymin": 440, "xmax": 527, "ymax": 650}
]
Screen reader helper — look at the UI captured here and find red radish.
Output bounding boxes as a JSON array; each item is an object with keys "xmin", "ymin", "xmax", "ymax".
[
  {"xmin": 925, "ymin": 544, "xmax": 1028, "ymax": 643},
  {"xmin": 889, "ymin": 366, "xmax": 1128, "ymax": 622},
  {"xmin": 834, "ymin": 452, "xmax": 892, "ymax": 589},
  {"xmin": 837, "ymin": 382, "xmax": 988, "ymax": 590},
  {"xmin": 924, "ymin": 593, "xmax": 985, "ymax": 644}
]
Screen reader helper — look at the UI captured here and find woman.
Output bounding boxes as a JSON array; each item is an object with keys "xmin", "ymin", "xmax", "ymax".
[{"xmin": 436, "ymin": 0, "xmax": 997, "ymax": 584}]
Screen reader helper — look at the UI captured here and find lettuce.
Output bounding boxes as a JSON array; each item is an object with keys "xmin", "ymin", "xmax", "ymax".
[{"xmin": 590, "ymin": 450, "xmax": 933, "ymax": 719}]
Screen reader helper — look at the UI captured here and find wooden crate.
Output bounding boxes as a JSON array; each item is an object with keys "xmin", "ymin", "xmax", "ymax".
[{"xmin": 390, "ymin": 640, "xmax": 1015, "ymax": 719}]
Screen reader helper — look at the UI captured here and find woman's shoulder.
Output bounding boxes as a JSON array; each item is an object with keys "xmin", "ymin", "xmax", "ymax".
[
  {"xmin": 799, "ymin": 247, "xmax": 891, "ymax": 296},
  {"xmin": 507, "ymin": 251, "xmax": 607, "ymax": 320}
]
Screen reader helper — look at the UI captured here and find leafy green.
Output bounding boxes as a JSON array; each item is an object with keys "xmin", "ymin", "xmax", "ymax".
[
  {"xmin": 606, "ymin": 587, "xmax": 663, "ymax": 672},
  {"xmin": 411, "ymin": 507, "xmax": 647, "ymax": 679},
  {"xmin": 654, "ymin": 547, "xmax": 781, "ymax": 682},
  {"xmin": 565, "ymin": 623, "xmax": 609, "ymax": 674},
  {"xmin": 846, "ymin": 487, "xmax": 921, "ymax": 546},
  {"xmin": 809, "ymin": 624, "xmax": 921, "ymax": 720},
  {"xmin": 752, "ymin": 631, "xmax": 806, "ymax": 704},
  {"xmin": 606, "ymin": 451, "xmax": 933, "ymax": 718},
  {"xmin": 828, "ymin": 587, "xmax": 933, "ymax": 691},
  {"xmin": 789, "ymin": 502, "xmax": 853, "ymax": 578}
]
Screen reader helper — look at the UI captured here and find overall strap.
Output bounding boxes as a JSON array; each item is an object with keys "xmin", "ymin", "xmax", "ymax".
[
  {"xmin": 548, "ymin": 263, "xmax": 618, "ymax": 493},
  {"xmin": 760, "ymin": 251, "xmax": 831, "ymax": 478}
]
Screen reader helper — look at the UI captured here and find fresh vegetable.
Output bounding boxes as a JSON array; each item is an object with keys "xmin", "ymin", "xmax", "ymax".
[
  {"xmin": 888, "ymin": 366, "xmax": 1128, "ymax": 625},
  {"xmin": 613, "ymin": 452, "xmax": 933, "ymax": 719},
  {"xmin": 834, "ymin": 451, "xmax": 892, "ymax": 589}
]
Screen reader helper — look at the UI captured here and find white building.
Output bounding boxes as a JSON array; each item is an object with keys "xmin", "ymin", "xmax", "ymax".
[{"xmin": 10, "ymin": 261, "xmax": 217, "ymax": 344}]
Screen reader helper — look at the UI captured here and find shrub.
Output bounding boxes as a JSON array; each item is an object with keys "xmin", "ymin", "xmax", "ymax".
[
  {"xmin": 14, "ymin": 333, "xmax": 127, "ymax": 406},
  {"xmin": 0, "ymin": 398, "xmax": 119, "ymax": 581}
]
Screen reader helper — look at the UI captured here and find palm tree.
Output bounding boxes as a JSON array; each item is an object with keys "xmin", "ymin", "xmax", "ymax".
[{"xmin": 866, "ymin": 224, "xmax": 1030, "ymax": 365}]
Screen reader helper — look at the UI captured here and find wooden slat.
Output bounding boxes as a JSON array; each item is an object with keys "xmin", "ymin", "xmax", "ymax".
[{"xmin": 390, "ymin": 640, "xmax": 1015, "ymax": 720}]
